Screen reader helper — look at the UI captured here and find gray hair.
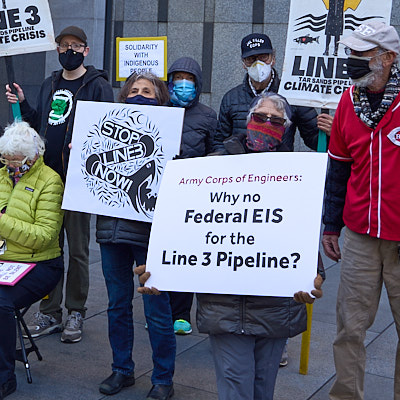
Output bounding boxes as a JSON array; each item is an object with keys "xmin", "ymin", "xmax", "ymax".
[
  {"xmin": 247, "ymin": 93, "xmax": 292, "ymax": 128},
  {"xmin": 0, "ymin": 121, "xmax": 45, "ymax": 160}
]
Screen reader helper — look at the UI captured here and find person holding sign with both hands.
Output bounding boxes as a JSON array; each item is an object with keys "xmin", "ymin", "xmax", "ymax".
[
  {"xmin": 0, "ymin": 122, "xmax": 64, "ymax": 400},
  {"xmin": 138, "ymin": 93, "xmax": 325, "ymax": 400}
]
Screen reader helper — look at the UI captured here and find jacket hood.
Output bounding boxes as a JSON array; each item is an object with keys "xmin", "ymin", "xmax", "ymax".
[{"xmin": 167, "ymin": 57, "xmax": 202, "ymax": 107}]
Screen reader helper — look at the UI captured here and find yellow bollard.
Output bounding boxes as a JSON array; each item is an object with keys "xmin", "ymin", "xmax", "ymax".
[{"xmin": 299, "ymin": 303, "xmax": 313, "ymax": 375}]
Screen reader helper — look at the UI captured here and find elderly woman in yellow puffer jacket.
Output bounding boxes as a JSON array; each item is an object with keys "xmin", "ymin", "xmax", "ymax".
[{"xmin": 0, "ymin": 121, "xmax": 64, "ymax": 400}]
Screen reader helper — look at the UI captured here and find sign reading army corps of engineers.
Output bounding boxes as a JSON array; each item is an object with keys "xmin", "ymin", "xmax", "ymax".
[
  {"xmin": 116, "ymin": 36, "xmax": 167, "ymax": 81},
  {"xmin": 0, "ymin": 0, "xmax": 56, "ymax": 56},
  {"xmin": 62, "ymin": 101, "xmax": 184, "ymax": 223},
  {"xmin": 145, "ymin": 152, "xmax": 328, "ymax": 297},
  {"xmin": 278, "ymin": 0, "xmax": 392, "ymax": 109}
]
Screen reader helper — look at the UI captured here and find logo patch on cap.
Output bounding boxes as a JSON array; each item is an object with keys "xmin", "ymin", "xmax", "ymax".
[{"xmin": 387, "ymin": 128, "xmax": 400, "ymax": 147}]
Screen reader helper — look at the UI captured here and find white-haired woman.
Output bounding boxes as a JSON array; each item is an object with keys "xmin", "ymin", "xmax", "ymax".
[
  {"xmin": 0, "ymin": 122, "xmax": 64, "ymax": 399},
  {"xmin": 196, "ymin": 92, "xmax": 325, "ymax": 400}
]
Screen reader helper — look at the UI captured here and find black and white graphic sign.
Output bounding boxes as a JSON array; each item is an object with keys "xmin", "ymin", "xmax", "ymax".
[
  {"xmin": 62, "ymin": 101, "xmax": 184, "ymax": 222},
  {"xmin": 278, "ymin": 0, "xmax": 392, "ymax": 109},
  {"xmin": 0, "ymin": 0, "xmax": 56, "ymax": 56}
]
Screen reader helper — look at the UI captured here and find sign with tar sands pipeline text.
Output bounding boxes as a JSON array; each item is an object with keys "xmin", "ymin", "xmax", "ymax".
[
  {"xmin": 146, "ymin": 152, "xmax": 328, "ymax": 297},
  {"xmin": 0, "ymin": 0, "xmax": 56, "ymax": 57},
  {"xmin": 278, "ymin": 0, "xmax": 392, "ymax": 109}
]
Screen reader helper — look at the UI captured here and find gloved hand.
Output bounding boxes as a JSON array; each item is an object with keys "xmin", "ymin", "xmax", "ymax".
[{"xmin": 293, "ymin": 274, "xmax": 323, "ymax": 304}]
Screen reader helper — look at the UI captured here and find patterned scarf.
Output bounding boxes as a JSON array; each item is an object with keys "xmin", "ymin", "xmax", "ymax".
[
  {"xmin": 246, "ymin": 120, "xmax": 284, "ymax": 152},
  {"xmin": 7, "ymin": 163, "xmax": 31, "ymax": 185},
  {"xmin": 353, "ymin": 63, "xmax": 400, "ymax": 129}
]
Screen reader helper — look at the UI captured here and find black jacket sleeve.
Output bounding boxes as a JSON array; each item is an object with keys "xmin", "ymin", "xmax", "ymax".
[
  {"xmin": 290, "ymin": 105, "xmax": 319, "ymax": 151},
  {"xmin": 323, "ymin": 158, "xmax": 352, "ymax": 234}
]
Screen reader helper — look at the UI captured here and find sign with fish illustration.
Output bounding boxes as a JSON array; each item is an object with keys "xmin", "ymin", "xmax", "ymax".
[
  {"xmin": 278, "ymin": 0, "xmax": 392, "ymax": 109},
  {"xmin": 62, "ymin": 101, "xmax": 184, "ymax": 222}
]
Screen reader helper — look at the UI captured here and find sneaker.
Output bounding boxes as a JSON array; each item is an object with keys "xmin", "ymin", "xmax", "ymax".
[
  {"xmin": 24, "ymin": 312, "xmax": 63, "ymax": 338},
  {"xmin": 61, "ymin": 311, "xmax": 83, "ymax": 343},
  {"xmin": 173, "ymin": 319, "xmax": 192, "ymax": 335},
  {"xmin": 279, "ymin": 344, "xmax": 288, "ymax": 367}
]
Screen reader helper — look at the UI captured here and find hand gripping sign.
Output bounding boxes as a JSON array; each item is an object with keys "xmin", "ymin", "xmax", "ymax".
[{"xmin": 62, "ymin": 101, "xmax": 184, "ymax": 222}]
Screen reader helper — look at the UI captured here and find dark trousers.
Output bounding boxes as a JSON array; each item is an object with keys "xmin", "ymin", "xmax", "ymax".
[
  {"xmin": 168, "ymin": 291, "xmax": 194, "ymax": 323},
  {"xmin": 100, "ymin": 243, "xmax": 176, "ymax": 385},
  {"xmin": 0, "ymin": 257, "xmax": 63, "ymax": 384}
]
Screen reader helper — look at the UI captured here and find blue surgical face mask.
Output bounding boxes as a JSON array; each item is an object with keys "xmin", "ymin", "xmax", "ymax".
[
  {"xmin": 169, "ymin": 79, "xmax": 197, "ymax": 107},
  {"xmin": 125, "ymin": 95, "xmax": 159, "ymax": 106}
]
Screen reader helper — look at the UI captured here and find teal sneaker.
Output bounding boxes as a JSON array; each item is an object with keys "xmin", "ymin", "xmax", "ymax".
[{"xmin": 173, "ymin": 319, "xmax": 192, "ymax": 335}]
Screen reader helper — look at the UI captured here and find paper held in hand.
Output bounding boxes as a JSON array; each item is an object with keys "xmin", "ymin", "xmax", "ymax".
[{"xmin": 0, "ymin": 261, "xmax": 36, "ymax": 286}]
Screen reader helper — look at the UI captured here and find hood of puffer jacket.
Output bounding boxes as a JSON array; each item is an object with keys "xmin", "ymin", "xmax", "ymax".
[{"xmin": 167, "ymin": 57, "xmax": 203, "ymax": 108}]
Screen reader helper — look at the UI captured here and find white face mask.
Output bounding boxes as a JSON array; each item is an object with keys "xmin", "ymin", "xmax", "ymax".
[{"xmin": 247, "ymin": 61, "xmax": 272, "ymax": 83}]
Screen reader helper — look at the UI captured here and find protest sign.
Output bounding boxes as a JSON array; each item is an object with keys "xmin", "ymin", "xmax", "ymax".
[
  {"xmin": 278, "ymin": 0, "xmax": 392, "ymax": 109},
  {"xmin": 116, "ymin": 36, "xmax": 167, "ymax": 81},
  {"xmin": 62, "ymin": 101, "xmax": 184, "ymax": 222},
  {"xmin": 0, "ymin": 261, "xmax": 35, "ymax": 286},
  {"xmin": 146, "ymin": 152, "xmax": 328, "ymax": 297},
  {"xmin": 0, "ymin": 0, "xmax": 56, "ymax": 56}
]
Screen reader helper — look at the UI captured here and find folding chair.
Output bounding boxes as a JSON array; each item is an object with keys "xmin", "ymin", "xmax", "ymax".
[{"xmin": 15, "ymin": 306, "xmax": 42, "ymax": 383}]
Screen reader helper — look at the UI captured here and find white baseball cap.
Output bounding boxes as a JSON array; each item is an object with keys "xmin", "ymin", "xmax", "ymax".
[{"xmin": 339, "ymin": 20, "xmax": 400, "ymax": 54}]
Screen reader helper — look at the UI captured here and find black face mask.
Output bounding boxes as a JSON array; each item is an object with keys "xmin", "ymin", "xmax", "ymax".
[
  {"xmin": 346, "ymin": 56, "xmax": 372, "ymax": 80},
  {"xmin": 125, "ymin": 95, "xmax": 159, "ymax": 106},
  {"xmin": 59, "ymin": 49, "xmax": 85, "ymax": 71}
]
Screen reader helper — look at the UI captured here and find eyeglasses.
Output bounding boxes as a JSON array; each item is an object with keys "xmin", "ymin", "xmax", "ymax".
[
  {"xmin": 251, "ymin": 113, "xmax": 285, "ymax": 126},
  {"xmin": 344, "ymin": 46, "xmax": 380, "ymax": 57},
  {"xmin": 0, "ymin": 155, "xmax": 28, "ymax": 166},
  {"xmin": 243, "ymin": 54, "xmax": 273, "ymax": 67},
  {"xmin": 58, "ymin": 43, "xmax": 86, "ymax": 53}
]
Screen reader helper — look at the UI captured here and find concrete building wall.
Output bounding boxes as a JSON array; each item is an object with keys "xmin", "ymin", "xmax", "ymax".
[{"xmin": 1, "ymin": 0, "xmax": 400, "ymax": 132}]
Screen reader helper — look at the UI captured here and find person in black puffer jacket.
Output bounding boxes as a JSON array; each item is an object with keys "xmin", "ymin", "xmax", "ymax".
[
  {"xmin": 96, "ymin": 72, "xmax": 176, "ymax": 400},
  {"xmin": 167, "ymin": 57, "xmax": 217, "ymax": 335},
  {"xmin": 197, "ymin": 93, "xmax": 325, "ymax": 400},
  {"xmin": 212, "ymin": 33, "xmax": 333, "ymax": 154}
]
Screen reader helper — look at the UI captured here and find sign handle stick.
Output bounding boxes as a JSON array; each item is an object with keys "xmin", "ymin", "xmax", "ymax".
[
  {"xmin": 299, "ymin": 109, "xmax": 327, "ymax": 374},
  {"xmin": 317, "ymin": 108, "xmax": 329, "ymax": 153},
  {"xmin": 5, "ymin": 56, "xmax": 22, "ymax": 121},
  {"xmin": 299, "ymin": 303, "xmax": 313, "ymax": 375}
]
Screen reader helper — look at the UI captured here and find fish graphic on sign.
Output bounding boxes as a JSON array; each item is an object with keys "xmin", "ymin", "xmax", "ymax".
[{"xmin": 294, "ymin": 0, "xmax": 382, "ymax": 56}]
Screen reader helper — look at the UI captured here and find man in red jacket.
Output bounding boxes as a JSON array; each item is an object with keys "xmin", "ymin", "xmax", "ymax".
[{"xmin": 322, "ymin": 21, "xmax": 400, "ymax": 400}]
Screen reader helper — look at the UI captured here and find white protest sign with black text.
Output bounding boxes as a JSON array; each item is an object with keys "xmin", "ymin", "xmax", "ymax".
[
  {"xmin": 146, "ymin": 152, "xmax": 328, "ymax": 297},
  {"xmin": 62, "ymin": 101, "xmax": 184, "ymax": 222},
  {"xmin": 278, "ymin": 0, "xmax": 392, "ymax": 109},
  {"xmin": 116, "ymin": 36, "xmax": 167, "ymax": 81},
  {"xmin": 0, "ymin": 0, "xmax": 56, "ymax": 56}
]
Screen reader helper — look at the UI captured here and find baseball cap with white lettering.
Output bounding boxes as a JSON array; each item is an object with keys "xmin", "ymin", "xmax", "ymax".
[{"xmin": 339, "ymin": 20, "xmax": 400, "ymax": 54}]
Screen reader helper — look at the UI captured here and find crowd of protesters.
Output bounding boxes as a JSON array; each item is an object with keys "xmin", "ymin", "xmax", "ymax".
[{"xmin": 1, "ymin": 18, "xmax": 400, "ymax": 400}]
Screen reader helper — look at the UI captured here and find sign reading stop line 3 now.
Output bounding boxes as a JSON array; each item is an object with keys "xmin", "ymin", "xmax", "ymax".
[
  {"xmin": 116, "ymin": 36, "xmax": 167, "ymax": 81},
  {"xmin": 0, "ymin": 0, "xmax": 56, "ymax": 56},
  {"xmin": 145, "ymin": 152, "xmax": 328, "ymax": 297}
]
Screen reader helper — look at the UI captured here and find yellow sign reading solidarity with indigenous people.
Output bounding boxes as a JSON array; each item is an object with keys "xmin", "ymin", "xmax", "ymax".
[
  {"xmin": 116, "ymin": 36, "xmax": 167, "ymax": 81},
  {"xmin": 278, "ymin": 0, "xmax": 393, "ymax": 109}
]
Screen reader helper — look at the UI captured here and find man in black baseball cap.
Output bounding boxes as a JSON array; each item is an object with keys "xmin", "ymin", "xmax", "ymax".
[
  {"xmin": 5, "ymin": 25, "xmax": 114, "ymax": 345},
  {"xmin": 212, "ymin": 32, "xmax": 333, "ymax": 154}
]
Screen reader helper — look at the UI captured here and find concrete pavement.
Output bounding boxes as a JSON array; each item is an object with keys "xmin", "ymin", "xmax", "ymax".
[{"xmin": 12, "ymin": 218, "xmax": 397, "ymax": 400}]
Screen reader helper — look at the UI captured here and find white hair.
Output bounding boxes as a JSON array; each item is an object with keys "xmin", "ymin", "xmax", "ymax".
[{"xmin": 0, "ymin": 121, "xmax": 45, "ymax": 160}]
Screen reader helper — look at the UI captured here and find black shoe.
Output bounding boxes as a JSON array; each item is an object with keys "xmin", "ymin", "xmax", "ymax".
[
  {"xmin": 0, "ymin": 377, "xmax": 17, "ymax": 399},
  {"xmin": 99, "ymin": 371, "xmax": 135, "ymax": 395},
  {"xmin": 146, "ymin": 384, "xmax": 174, "ymax": 399}
]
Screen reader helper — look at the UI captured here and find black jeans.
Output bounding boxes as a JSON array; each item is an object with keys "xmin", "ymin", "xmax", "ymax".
[{"xmin": 0, "ymin": 257, "xmax": 63, "ymax": 384}]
